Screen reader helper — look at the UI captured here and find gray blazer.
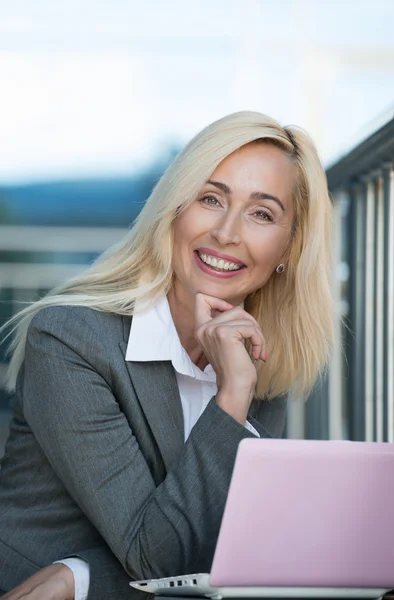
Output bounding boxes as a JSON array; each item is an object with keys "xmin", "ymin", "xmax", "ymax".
[{"xmin": 0, "ymin": 306, "xmax": 287, "ymax": 599}]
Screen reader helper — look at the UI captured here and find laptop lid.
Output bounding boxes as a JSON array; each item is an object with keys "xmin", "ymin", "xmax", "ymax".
[{"xmin": 210, "ymin": 438, "xmax": 394, "ymax": 589}]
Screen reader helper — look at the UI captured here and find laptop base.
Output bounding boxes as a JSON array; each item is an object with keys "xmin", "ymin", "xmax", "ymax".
[{"xmin": 130, "ymin": 573, "xmax": 390, "ymax": 599}]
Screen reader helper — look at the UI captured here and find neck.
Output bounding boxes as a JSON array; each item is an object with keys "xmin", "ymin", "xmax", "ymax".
[{"xmin": 167, "ymin": 287, "xmax": 209, "ymax": 370}]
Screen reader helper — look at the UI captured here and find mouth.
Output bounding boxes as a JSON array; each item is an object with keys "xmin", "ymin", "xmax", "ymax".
[{"xmin": 194, "ymin": 249, "xmax": 247, "ymax": 275}]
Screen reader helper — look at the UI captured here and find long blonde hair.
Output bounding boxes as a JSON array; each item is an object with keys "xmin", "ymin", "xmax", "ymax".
[{"xmin": 2, "ymin": 111, "xmax": 333, "ymax": 399}]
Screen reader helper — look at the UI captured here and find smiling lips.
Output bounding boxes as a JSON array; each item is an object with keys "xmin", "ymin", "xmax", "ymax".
[
  {"xmin": 194, "ymin": 248, "xmax": 246, "ymax": 278},
  {"xmin": 197, "ymin": 251, "xmax": 242, "ymax": 271}
]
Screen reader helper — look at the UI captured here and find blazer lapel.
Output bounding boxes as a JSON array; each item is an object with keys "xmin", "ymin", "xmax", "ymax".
[{"xmin": 120, "ymin": 342, "xmax": 185, "ymax": 472}]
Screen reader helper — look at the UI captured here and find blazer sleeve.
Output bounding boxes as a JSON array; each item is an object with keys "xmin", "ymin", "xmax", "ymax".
[
  {"xmin": 64, "ymin": 546, "xmax": 132, "ymax": 600},
  {"xmin": 248, "ymin": 395, "xmax": 288, "ymax": 439},
  {"xmin": 23, "ymin": 308, "xmax": 261, "ymax": 581}
]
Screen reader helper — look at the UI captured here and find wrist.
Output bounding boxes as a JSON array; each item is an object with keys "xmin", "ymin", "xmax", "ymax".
[
  {"xmin": 215, "ymin": 387, "xmax": 254, "ymax": 425},
  {"xmin": 55, "ymin": 558, "xmax": 88, "ymax": 600},
  {"xmin": 218, "ymin": 379, "xmax": 256, "ymax": 401},
  {"xmin": 58, "ymin": 564, "xmax": 75, "ymax": 600}
]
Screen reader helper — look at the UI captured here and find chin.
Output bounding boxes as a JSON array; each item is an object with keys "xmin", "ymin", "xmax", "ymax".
[{"xmin": 195, "ymin": 285, "xmax": 243, "ymax": 305}]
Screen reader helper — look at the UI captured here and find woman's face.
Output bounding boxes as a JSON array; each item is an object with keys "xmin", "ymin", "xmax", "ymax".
[{"xmin": 171, "ymin": 141, "xmax": 296, "ymax": 307}]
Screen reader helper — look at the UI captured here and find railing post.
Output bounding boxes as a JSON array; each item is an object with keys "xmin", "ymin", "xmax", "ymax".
[
  {"xmin": 345, "ymin": 185, "xmax": 356, "ymax": 440},
  {"xmin": 382, "ymin": 163, "xmax": 394, "ymax": 442},
  {"xmin": 348, "ymin": 182, "xmax": 367, "ymax": 441},
  {"xmin": 328, "ymin": 191, "xmax": 347, "ymax": 439},
  {"xmin": 372, "ymin": 171, "xmax": 384, "ymax": 442},
  {"xmin": 364, "ymin": 175, "xmax": 376, "ymax": 442}
]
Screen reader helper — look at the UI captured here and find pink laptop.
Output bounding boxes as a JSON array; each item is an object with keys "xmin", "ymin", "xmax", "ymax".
[{"xmin": 131, "ymin": 439, "xmax": 394, "ymax": 599}]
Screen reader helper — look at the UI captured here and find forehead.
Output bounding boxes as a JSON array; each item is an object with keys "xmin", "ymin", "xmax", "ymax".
[{"xmin": 209, "ymin": 142, "xmax": 296, "ymax": 204}]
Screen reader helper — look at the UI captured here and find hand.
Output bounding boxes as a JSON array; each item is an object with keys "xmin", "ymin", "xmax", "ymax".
[
  {"xmin": 2, "ymin": 564, "xmax": 75, "ymax": 600},
  {"xmin": 194, "ymin": 293, "xmax": 267, "ymax": 424}
]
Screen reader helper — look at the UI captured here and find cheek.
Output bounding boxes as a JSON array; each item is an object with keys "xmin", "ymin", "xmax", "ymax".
[
  {"xmin": 173, "ymin": 206, "xmax": 208, "ymax": 248},
  {"xmin": 250, "ymin": 229, "xmax": 290, "ymax": 268},
  {"xmin": 172, "ymin": 216, "xmax": 189, "ymax": 252},
  {"xmin": 172, "ymin": 217, "xmax": 196, "ymax": 274}
]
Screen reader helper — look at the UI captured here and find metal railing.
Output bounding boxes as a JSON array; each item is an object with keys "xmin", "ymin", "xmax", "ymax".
[{"xmin": 326, "ymin": 115, "xmax": 394, "ymax": 442}]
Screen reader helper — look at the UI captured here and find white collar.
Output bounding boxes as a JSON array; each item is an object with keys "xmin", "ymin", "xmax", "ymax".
[{"xmin": 125, "ymin": 294, "xmax": 215, "ymax": 381}]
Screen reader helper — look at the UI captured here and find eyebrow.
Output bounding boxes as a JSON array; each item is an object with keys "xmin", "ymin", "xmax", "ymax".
[{"xmin": 206, "ymin": 179, "xmax": 285, "ymax": 212}]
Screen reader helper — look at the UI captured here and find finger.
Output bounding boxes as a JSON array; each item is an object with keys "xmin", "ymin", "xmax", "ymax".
[
  {"xmin": 211, "ymin": 322, "xmax": 267, "ymax": 362},
  {"xmin": 2, "ymin": 565, "xmax": 73, "ymax": 600},
  {"xmin": 2, "ymin": 583, "xmax": 34, "ymax": 600},
  {"xmin": 18, "ymin": 584, "xmax": 56, "ymax": 600},
  {"xmin": 23, "ymin": 580, "xmax": 68, "ymax": 600},
  {"xmin": 206, "ymin": 306, "xmax": 260, "ymax": 329},
  {"xmin": 2, "ymin": 584, "xmax": 45, "ymax": 600},
  {"xmin": 233, "ymin": 323, "xmax": 265, "ymax": 362},
  {"xmin": 194, "ymin": 293, "xmax": 234, "ymax": 329},
  {"xmin": 206, "ymin": 312, "xmax": 267, "ymax": 360}
]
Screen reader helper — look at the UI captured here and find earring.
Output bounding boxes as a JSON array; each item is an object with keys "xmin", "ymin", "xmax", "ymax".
[{"xmin": 276, "ymin": 264, "xmax": 284, "ymax": 273}]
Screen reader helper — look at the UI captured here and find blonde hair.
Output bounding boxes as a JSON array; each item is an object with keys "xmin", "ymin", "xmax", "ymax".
[{"xmin": 2, "ymin": 111, "xmax": 333, "ymax": 399}]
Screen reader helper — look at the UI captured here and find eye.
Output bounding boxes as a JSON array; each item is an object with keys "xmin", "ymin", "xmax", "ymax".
[
  {"xmin": 253, "ymin": 209, "xmax": 274, "ymax": 223},
  {"xmin": 199, "ymin": 195, "xmax": 221, "ymax": 207}
]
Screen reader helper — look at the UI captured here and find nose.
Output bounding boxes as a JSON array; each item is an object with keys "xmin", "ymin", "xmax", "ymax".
[{"xmin": 210, "ymin": 211, "xmax": 242, "ymax": 246}]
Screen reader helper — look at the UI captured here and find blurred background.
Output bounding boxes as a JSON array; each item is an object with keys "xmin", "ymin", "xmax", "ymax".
[{"xmin": 1, "ymin": 0, "xmax": 393, "ymax": 454}]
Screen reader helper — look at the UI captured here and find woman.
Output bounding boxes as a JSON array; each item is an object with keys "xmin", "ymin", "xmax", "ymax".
[{"xmin": 0, "ymin": 111, "xmax": 333, "ymax": 599}]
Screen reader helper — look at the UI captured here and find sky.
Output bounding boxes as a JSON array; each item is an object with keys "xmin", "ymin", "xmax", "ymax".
[{"xmin": 1, "ymin": 0, "xmax": 394, "ymax": 182}]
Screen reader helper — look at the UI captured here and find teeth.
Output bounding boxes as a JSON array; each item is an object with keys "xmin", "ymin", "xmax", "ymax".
[{"xmin": 198, "ymin": 252, "xmax": 242, "ymax": 271}]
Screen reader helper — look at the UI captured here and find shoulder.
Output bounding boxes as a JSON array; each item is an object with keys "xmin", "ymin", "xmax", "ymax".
[
  {"xmin": 25, "ymin": 305, "xmax": 133, "ymax": 384},
  {"xmin": 28, "ymin": 305, "xmax": 131, "ymax": 348}
]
